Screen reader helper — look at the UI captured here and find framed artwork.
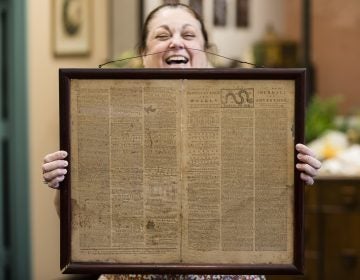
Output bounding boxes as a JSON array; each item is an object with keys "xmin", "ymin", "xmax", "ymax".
[
  {"xmin": 59, "ymin": 68, "xmax": 306, "ymax": 275},
  {"xmin": 214, "ymin": 0, "xmax": 227, "ymax": 26},
  {"xmin": 163, "ymin": 0, "xmax": 180, "ymax": 4},
  {"xmin": 142, "ymin": 0, "xmax": 203, "ymax": 23},
  {"xmin": 52, "ymin": 0, "xmax": 92, "ymax": 56},
  {"xmin": 189, "ymin": 0, "xmax": 203, "ymax": 18},
  {"xmin": 236, "ymin": 0, "xmax": 249, "ymax": 28}
]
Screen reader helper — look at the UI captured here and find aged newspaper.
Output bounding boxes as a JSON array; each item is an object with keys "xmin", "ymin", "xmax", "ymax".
[{"xmin": 70, "ymin": 78, "xmax": 295, "ymax": 265}]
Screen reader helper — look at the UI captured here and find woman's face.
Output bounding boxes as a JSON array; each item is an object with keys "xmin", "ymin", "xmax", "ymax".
[{"xmin": 142, "ymin": 7, "xmax": 208, "ymax": 68}]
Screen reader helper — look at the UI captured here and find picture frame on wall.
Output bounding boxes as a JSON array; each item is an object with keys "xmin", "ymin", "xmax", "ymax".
[
  {"xmin": 189, "ymin": 0, "xmax": 203, "ymax": 18},
  {"xmin": 236, "ymin": 0, "xmax": 249, "ymax": 28},
  {"xmin": 214, "ymin": 0, "xmax": 227, "ymax": 26},
  {"xmin": 142, "ymin": 0, "xmax": 203, "ymax": 23},
  {"xmin": 52, "ymin": 0, "xmax": 92, "ymax": 56},
  {"xmin": 163, "ymin": 0, "xmax": 180, "ymax": 4}
]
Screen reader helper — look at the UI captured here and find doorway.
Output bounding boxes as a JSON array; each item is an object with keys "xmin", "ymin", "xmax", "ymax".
[{"xmin": 0, "ymin": 0, "xmax": 30, "ymax": 279}]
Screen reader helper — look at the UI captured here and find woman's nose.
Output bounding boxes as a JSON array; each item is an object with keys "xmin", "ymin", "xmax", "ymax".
[{"xmin": 169, "ymin": 34, "xmax": 184, "ymax": 49}]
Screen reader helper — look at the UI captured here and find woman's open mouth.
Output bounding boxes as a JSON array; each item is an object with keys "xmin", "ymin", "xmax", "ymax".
[{"xmin": 165, "ymin": 55, "xmax": 189, "ymax": 65}]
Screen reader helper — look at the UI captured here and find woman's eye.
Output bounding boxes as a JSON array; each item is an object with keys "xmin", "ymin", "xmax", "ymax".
[
  {"xmin": 156, "ymin": 34, "xmax": 170, "ymax": 40},
  {"xmin": 183, "ymin": 33, "xmax": 195, "ymax": 39}
]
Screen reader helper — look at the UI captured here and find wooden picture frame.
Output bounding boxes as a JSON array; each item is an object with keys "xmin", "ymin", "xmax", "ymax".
[
  {"xmin": 214, "ymin": 0, "xmax": 227, "ymax": 27},
  {"xmin": 59, "ymin": 68, "xmax": 306, "ymax": 275},
  {"xmin": 189, "ymin": 0, "xmax": 203, "ymax": 18},
  {"xmin": 236, "ymin": 0, "xmax": 249, "ymax": 28},
  {"xmin": 141, "ymin": 0, "xmax": 203, "ymax": 23},
  {"xmin": 52, "ymin": 0, "xmax": 92, "ymax": 56}
]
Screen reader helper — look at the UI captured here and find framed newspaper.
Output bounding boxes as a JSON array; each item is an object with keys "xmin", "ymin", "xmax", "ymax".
[{"xmin": 59, "ymin": 68, "xmax": 306, "ymax": 275}]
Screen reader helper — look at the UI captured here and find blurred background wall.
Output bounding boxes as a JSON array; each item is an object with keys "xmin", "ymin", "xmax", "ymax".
[
  {"xmin": 12, "ymin": 0, "xmax": 359, "ymax": 279},
  {"xmin": 28, "ymin": 0, "xmax": 109, "ymax": 279},
  {"xmin": 286, "ymin": 0, "xmax": 360, "ymax": 113}
]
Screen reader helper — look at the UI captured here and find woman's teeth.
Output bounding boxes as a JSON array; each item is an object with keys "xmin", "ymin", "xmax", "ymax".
[{"xmin": 166, "ymin": 56, "xmax": 189, "ymax": 65}]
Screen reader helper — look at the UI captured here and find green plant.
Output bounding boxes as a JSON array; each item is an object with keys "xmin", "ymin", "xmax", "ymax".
[{"xmin": 306, "ymin": 96, "xmax": 341, "ymax": 142}]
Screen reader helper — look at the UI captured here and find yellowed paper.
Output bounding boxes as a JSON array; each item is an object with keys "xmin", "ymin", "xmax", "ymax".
[
  {"xmin": 70, "ymin": 78, "xmax": 295, "ymax": 265},
  {"xmin": 181, "ymin": 80, "xmax": 294, "ymax": 264}
]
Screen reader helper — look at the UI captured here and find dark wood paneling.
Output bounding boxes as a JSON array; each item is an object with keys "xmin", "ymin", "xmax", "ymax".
[{"xmin": 268, "ymin": 177, "xmax": 360, "ymax": 280}]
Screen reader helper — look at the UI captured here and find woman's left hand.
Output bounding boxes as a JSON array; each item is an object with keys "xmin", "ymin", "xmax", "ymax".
[{"xmin": 296, "ymin": 143, "xmax": 322, "ymax": 185}]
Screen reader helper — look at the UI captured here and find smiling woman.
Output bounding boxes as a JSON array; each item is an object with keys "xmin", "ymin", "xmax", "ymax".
[
  {"xmin": 140, "ymin": 3, "xmax": 210, "ymax": 68},
  {"xmin": 42, "ymin": 3, "xmax": 321, "ymax": 280}
]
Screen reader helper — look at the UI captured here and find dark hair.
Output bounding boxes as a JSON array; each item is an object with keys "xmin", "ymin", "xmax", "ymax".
[{"xmin": 138, "ymin": 3, "xmax": 210, "ymax": 54}]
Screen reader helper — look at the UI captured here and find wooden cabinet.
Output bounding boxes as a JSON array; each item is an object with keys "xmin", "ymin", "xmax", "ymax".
[{"xmin": 267, "ymin": 177, "xmax": 360, "ymax": 280}]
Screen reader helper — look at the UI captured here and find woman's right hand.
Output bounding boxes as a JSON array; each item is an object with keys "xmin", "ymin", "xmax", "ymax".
[{"xmin": 42, "ymin": 151, "xmax": 68, "ymax": 189}]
